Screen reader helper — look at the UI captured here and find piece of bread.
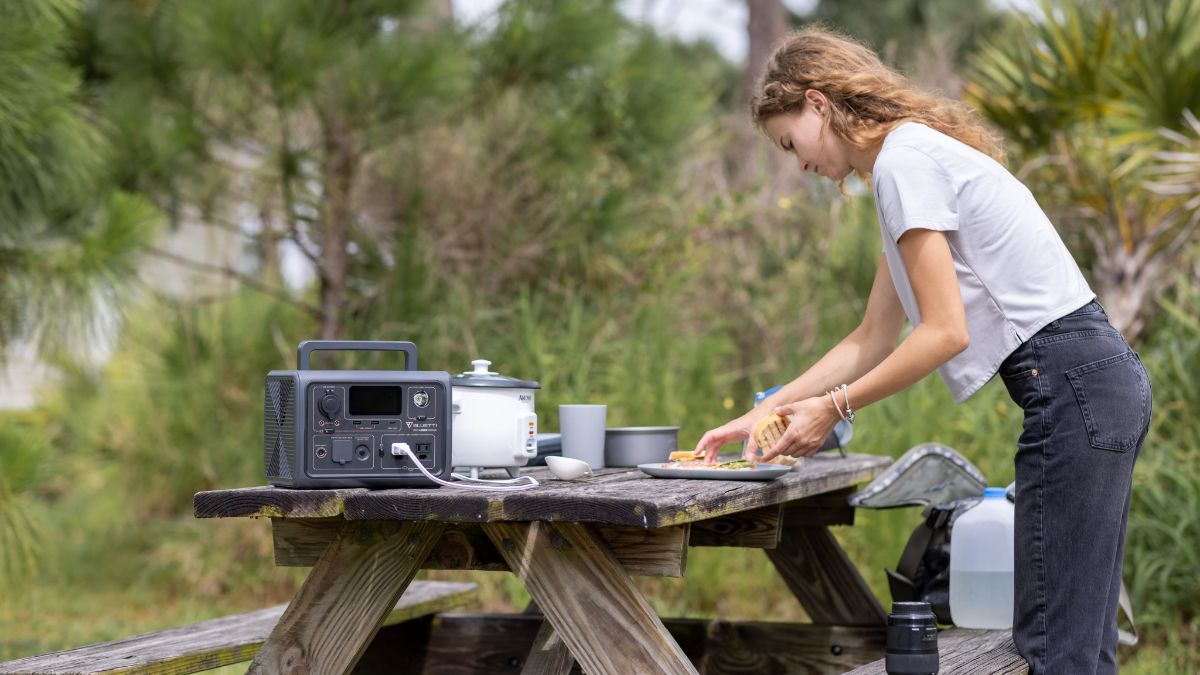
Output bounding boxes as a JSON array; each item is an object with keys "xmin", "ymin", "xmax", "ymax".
[
  {"xmin": 752, "ymin": 412, "xmax": 790, "ymax": 452},
  {"xmin": 668, "ymin": 450, "xmax": 695, "ymax": 461}
]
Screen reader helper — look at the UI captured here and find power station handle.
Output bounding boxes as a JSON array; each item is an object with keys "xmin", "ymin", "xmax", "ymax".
[{"xmin": 296, "ymin": 340, "xmax": 418, "ymax": 371}]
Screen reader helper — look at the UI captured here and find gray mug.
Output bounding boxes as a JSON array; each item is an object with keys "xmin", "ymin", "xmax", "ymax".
[{"xmin": 559, "ymin": 404, "xmax": 607, "ymax": 469}]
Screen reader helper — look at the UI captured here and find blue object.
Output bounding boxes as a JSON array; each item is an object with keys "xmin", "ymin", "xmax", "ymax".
[
  {"xmin": 754, "ymin": 385, "xmax": 784, "ymax": 407},
  {"xmin": 983, "ymin": 487, "xmax": 1007, "ymax": 499}
]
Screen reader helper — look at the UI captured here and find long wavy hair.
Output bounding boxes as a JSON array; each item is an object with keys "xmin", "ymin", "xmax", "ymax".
[{"xmin": 751, "ymin": 27, "xmax": 1005, "ymax": 177}]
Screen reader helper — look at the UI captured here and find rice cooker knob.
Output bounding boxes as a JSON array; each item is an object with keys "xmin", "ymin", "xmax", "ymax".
[
  {"xmin": 472, "ymin": 359, "xmax": 494, "ymax": 374},
  {"xmin": 318, "ymin": 393, "xmax": 341, "ymax": 418}
]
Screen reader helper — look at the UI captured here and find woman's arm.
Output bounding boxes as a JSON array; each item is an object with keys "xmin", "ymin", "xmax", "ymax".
[
  {"xmin": 763, "ymin": 229, "xmax": 968, "ymax": 460},
  {"xmin": 693, "ymin": 254, "xmax": 905, "ymax": 462}
]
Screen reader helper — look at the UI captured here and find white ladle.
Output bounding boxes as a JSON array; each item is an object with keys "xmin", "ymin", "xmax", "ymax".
[{"xmin": 545, "ymin": 456, "xmax": 593, "ymax": 481}]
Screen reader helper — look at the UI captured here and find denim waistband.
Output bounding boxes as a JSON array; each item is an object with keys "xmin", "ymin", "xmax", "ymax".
[
  {"xmin": 999, "ymin": 298, "xmax": 1117, "ymax": 380},
  {"xmin": 1037, "ymin": 298, "xmax": 1109, "ymax": 334}
]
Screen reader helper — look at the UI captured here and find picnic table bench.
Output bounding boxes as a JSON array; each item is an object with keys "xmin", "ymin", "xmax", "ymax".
[
  {"xmin": 0, "ymin": 580, "xmax": 476, "ymax": 674},
  {"xmin": 845, "ymin": 628, "xmax": 1028, "ymax": 674}
]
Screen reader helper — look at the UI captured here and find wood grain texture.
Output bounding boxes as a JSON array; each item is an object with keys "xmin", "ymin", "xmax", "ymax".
[
  {"xmin": 420, "ymin": 613, "xmax": 887, "ymax": 675},
  {"xmin": 518, "ymin": 621, "xmax": 574, "ymax": 675},
  {"xmin": 248, "ymin": 520, "xmax": 445, "ymax": 674},
  {"xmin": 766, "ymin": 526, "xmax": 888, "ymax": 627},
  {"xmin": 779, "ymin": 486, "xmax": 857, "ymax": 526},
  {"xmin": 843, "ymin": 628, "xmax": 1028, "ymax": 674},
  {"xmin": 273, "ymin": 520, "xmax": 689, "ymax": 577},
  {"xmin": 689, "ymin": 505, "xmax": 781, "ymax": 548},
  {"xmin": 195, "ymin": 454, "xmax": 890, "ymax": 528},
  {"xmin": 481, "ymin": 521, "xmax": 696, "ymax": 674},
  {"xmin": 0, "ymin": 581, "xmax": 474, "ymax": 675},
  {"xmin": 194, "ymin": 485, "xmax": 360, "ymax": 519}
]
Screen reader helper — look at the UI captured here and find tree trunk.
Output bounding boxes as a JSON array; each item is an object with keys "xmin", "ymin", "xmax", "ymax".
[
  {"xmin": 318, "ymin": 114, "xmax": 357, "ymax": 340},
  {"xmin": 1090, "ymin": 241, "xmax": 1160, "ymax": 341},
  {"xmin": 743, "ymin": 0, "xmax": 789, "ymax": 104}
]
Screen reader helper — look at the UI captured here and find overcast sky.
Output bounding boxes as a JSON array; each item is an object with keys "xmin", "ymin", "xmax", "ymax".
[{"xmin": 454, "ymin": 0, "xmax": 1039, "ymax": 64}]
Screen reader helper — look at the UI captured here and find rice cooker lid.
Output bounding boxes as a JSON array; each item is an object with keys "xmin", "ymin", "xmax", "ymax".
[{"xmin": 452, "ymin": 359, "xmax": 541, "ymax": 389}]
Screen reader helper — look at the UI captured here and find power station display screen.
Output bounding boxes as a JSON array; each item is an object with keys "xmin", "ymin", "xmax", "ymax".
[{"xmin": 348, "ymin": 385, "xmax": 403, "ymax": 416}]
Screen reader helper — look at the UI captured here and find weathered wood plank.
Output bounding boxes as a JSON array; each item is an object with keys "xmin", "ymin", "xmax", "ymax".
[
  {"xmin": 194, "ymin": 485, "xmax": 360, "ymax": 519},
  {"xmin": 194, "ymin": 454, "xmax": 890, "ymax": 529},
  {"xmin": 481, "ymin": 521, "xmax": 696, "ymax": 674},
  {"xmin": 766, "ymin": 526, "xmax": 888, "ymax": 627},
  {"xmin": 519, "ymin": 621, "xmax": 574, "ymax": 675},
  {"xmin": 248, "ymin": 520, "xmax": 445, "ymax": 674},
  {"xmin": 419, "ymin": 613, "xmax": 887, "ymax": 675},
  {"xmin": 0, "ymin": 581, "xmax": 474, "ymax": 675},
  {"xmin": 273, "ymin": 520, "xmax": 689, "ymax": 577},
  {"xmin": 780, "ymin": 485, "xmax": 857, "ymax": 526},
  {"xmin": 843, "ymin": 628, "xmax": 1028, "ymax": 674},
  {"xmin": 689, "ymin": 505, "xmax": 781, "ymax": 548},
  {"xmin": 272, "ymin": 517, "xmax": 344, "ymax": 566}
]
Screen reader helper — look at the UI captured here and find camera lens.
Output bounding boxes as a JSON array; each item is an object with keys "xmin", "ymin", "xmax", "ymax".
[{"xmin": 885, "ymin": 601, "xmax": 939, "ymax": 675}]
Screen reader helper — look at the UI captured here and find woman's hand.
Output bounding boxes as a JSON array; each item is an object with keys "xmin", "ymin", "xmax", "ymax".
[
  {"xmin": 692, "ymin": 416, "xmax": 758, "ymax": 464},
  {"xmin": 760, "ymin": 396, "xmax": 842, "ymax": 461}
]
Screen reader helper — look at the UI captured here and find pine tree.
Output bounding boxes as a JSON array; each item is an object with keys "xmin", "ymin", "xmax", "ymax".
[{"xmin": 0, "ymin": 0, "xmax": 160, "ymax": 356}]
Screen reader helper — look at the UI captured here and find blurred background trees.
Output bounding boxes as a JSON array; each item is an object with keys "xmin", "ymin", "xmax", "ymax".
[
  {"xmin": 0, "ymin": 0, "xmax": 1196, "ymax": 671},
  {"xmin": 966, "ymin": 0, "xmax": 1200, "ymax": 338}
]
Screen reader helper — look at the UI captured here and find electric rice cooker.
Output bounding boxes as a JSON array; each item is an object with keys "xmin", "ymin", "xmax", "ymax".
[{"xmin": 451, "ymin": 359, "xmax": 540, "ymax": 478}]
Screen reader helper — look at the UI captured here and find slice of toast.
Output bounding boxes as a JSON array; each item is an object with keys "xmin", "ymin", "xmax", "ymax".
[
  {"xmin": 752, "ymin": 412, "xmax": 790, "ymax": 451},
  {"xmin": 668, "ymin": 450, "xmax": 695, "ymax": 461}
]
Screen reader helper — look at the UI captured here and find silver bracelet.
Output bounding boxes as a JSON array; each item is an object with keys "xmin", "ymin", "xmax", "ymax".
[{"xmin": 838, "ymin": 383, "xmax": 856, "ymax": 424}]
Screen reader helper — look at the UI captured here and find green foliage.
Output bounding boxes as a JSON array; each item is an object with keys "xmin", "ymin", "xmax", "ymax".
[
  {"xmin": 967, "ymin": 0, "xmax": 1200, "ymax": 166},
  {"xmin": 966, "ymin": 0, "xmax": 1200, "ymax": 338},
  {"xmin": 0, "ymin": 0, "xmax": 100, "ymax": 223},
  {"xmin": 0, "ymin": 420, "xmax": 46, "ymax": 585},
  {"xmin": 39, "ymin": 291, "xmax": 312, "ymax": 516},
  {"xmin": 1125, "ymin": 280, "xmax": 1200, "ymax": 630},
  {"xmin": 0, "ymin": 0, "xmax": 162, "ymax": 352}
]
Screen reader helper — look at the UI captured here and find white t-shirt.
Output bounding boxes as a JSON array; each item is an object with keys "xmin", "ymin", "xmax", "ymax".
[{"xmin": 873, "ymin": 122, "xmax": 1094, "ymax": 403}]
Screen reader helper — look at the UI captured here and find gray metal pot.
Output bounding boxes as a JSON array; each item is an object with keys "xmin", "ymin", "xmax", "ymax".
[{"xmin": 603, "ymin": 426, "xmax": 680, "ymax": 467}]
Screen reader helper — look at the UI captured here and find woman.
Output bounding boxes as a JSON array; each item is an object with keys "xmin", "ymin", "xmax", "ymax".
[{"xmin": 693, "ymin": 27, "xmax": 1151, "ymax": 675}]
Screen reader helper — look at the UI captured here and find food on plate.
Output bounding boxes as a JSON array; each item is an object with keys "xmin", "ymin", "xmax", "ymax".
[
  {"xmin": 662, "ymin": 458, "xmax": 748, "ymax": 469},
  {"xmin": 668, "ymin": 450, "xmax": 696, "ymax": 461}
]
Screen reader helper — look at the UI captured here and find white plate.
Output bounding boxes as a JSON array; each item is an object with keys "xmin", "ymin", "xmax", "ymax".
[{"xmin": 637, "ymin": 462, "xmax": 792, "ymax": 481}]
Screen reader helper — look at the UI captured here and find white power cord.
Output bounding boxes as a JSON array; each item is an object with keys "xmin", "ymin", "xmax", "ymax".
[{"xmin": 391, "ymin": 442, "xmax": 539, "ymax": 491}]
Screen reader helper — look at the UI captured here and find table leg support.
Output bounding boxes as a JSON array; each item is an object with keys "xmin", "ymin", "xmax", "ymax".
[
  {"xmin": 766, "ymin": 525, "xmax": 887, "ymax": 626},
  {"xmin": 249, "ymin": 520, "xmax": 445, "ymax": 674},
  {"xmin": 520, "ymin": 619, "xmax": 575, "ymax": 675},
  {"xmin": 483, "ymin": 521, "xmax": 697, "ymax": 675}
]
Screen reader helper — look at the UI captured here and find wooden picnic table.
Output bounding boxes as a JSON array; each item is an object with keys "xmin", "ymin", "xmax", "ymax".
[{"xmin": 194, "ymin": 452, "xmax": 893, "ymax": 674}]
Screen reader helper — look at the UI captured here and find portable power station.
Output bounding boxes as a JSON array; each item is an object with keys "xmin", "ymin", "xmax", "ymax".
[{"xmin": 263, "ymin": 340, "xmax": 451, "ymax": 488}]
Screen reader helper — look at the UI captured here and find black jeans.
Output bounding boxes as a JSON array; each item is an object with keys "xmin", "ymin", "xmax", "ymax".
[{"xmin": 999, "ymin": 299, "xmax": 1152, "ymax": 674}]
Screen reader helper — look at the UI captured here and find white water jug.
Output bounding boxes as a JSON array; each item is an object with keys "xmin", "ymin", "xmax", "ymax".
[{"xmin": 949, "ymin": 487, "xmax": 1015, "ymax": 629}]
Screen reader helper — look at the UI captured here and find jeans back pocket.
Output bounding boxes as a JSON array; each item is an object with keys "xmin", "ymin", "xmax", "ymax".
[{"xmin": 1066, "ymin": 351, "xmax": 1149, "ymax": 452}]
